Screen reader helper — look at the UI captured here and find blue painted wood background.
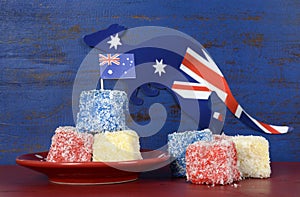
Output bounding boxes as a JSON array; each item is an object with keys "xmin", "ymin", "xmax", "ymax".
[{"xmin": 0, "ymin": 0, "xmax": 299, "ymax": 164}]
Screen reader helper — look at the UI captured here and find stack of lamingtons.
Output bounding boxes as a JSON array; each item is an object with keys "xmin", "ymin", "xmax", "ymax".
[
  {"xmin": 46, "ymin": 89, "xmax": 271, "ymax": 187},
  {"xmin": 47, "ymin": 89, "xmax": 142, "ymax": 162},
  {"xmin": 168, "ymin": 130, "xmax": 271, "ymax": 185}
]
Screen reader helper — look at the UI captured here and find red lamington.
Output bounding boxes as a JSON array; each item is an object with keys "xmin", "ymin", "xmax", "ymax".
[
  {"xmin": 46, "ymin": 126, "xmax": 93, "ymax": 162},
  {"xmin": 186, "ymin": 136, "xmax": 241, "ymax": 185}
]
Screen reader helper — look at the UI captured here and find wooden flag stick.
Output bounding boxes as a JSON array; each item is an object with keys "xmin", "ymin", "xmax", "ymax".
[{"xmin": 100, "ymin": 78, "xmax": 104, "ymax": 90}]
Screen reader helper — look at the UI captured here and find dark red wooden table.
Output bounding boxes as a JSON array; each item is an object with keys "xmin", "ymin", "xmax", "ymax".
[{"xmin": 1, "ymin": 163, "xmax": 299, "ymax": 197}]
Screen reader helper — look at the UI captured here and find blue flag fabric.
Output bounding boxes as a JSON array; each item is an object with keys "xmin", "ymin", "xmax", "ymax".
[
  {"xmin": 83, "ymin": 24, "xmax": 127, "ymax": 48},
  {"xmin": 99, "ymin": 53, "xmax": 136, "ymax": 79}
]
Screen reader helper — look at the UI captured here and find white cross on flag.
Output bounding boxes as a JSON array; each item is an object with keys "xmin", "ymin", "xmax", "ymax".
[{"xmin": 172, "ymin": 47, "xmax": 291, "ymax": 134}]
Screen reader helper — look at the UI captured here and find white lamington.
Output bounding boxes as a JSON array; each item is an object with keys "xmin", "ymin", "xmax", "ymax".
[
  {"xmin": 232, "ymin": 135, "xmax": 271, "ymax": 178},
  {"xmin": 92, "ymin": 130, "xmax": 142, "ymax": 162}
]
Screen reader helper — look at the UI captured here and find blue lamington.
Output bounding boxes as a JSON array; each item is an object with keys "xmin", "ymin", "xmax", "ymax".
[
  {"xmin": 168, "ymin": 129, "xmax": 213, "ymax": 177},
  {"xmin": 76, "ymin": 89, "xmax": 128, "ymax": 133}
]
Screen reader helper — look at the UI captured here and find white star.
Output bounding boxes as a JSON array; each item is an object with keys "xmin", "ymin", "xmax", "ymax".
[
  {"xmin": 107, "ymin": 33, "xmax": 122, "ymax": 50},
  {"xmin": 153, "ymin": 59, "xmax": 167, "ymax": 76},
  {"xmin": 107, "ymin": 69, "xmax": 113, "ymax": 75}
]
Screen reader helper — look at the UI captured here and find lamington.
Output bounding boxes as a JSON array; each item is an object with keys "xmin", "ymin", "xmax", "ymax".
[
  {"xmin": 186, "ymin": 135, "xmax": 241, "ymax": 185},
  {"xmin": 167, "ymin": 129, "xmax": 213, "ymax": 177},
  {"xmin": 92, "ymin": 130, "xmax": 142, "ymax": 162},
  {"xmin": 76, "ymin": 89, "xmax": 128, "ymax": 133},
  {"xmin": 232, "ymin": 135, "xmax": 271, "ymax": 178},
  {"xmin": 46, "ymin": 126, "xmax": 93, "ymax": 162}
]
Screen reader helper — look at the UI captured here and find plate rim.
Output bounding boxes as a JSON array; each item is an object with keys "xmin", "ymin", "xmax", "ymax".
[{"xmin": 16, "ymin": 150, "xmax": 170, "ymax": 168}]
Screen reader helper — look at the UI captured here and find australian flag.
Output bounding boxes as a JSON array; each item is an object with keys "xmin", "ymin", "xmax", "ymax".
[{"xmin": 99, "ymin": 53, "xmax": 136, "ymax": 79}]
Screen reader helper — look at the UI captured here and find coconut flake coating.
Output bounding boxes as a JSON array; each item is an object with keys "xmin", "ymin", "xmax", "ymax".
[
  {"xmin": 76, "ymin": 89, "xmax": 128, "ymax": 133},
  {"xmin": 186, "ymin": 136, "xmax": 241, "ymax": 185},
  {"xmin": 167, "ymin": 129, "xmax": 213, "ymax": 177},
  {"xmin": 232, "ymin": 135, "xmax": 271, "ymax": 178},
  {"xmin": 92, "ymin": 130, "xmax": 142, "ymax": 162},
  {"xmin": 46, "ymin": 126, "xmax": 93, "ymax": 162}
]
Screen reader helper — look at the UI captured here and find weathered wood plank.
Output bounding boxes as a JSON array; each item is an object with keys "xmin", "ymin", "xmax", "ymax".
[{"xmin": 0, "ymin": 0, "xmax": 299, "ymax": 164}]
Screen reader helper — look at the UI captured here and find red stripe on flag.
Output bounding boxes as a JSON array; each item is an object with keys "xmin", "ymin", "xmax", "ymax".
[
  {"xmin": 183, "ymin": 53, "xmax": 226, "ymax": 92},
  {"xmin": 218, "ymin": 114, "xmax": 223, "ymax": 121},
  {"xmin": 258, "ymin": 121, "xmax": 281, "ymax": 134},
  {"xmin": 172, "ymin": 84, "xmax": 210, "ymax": 92},
  {"xmin": 180, "ymin": 48, "xmax": 290, "ymax": 134},
  {"xmin": 224, "ymin": 92, "xmax": 239, "ymax": 115},
  {"xmin": 183, "ymin": 52, "xmax": 240, "ymax": 114}
]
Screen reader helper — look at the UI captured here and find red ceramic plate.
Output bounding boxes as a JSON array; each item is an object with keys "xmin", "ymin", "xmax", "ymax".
[{"xmin": 16, "ymin": 150, "xmax": 170, "ymax": 185}]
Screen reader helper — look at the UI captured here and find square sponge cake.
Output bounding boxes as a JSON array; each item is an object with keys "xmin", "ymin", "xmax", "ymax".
[
  {"xmin": 93, "ymin": 130, "xmax": 142, "ymax": 162},
  {"xmin": 167, "ymin": 129, "xmax": 213, "ymax": 177},
  {"xmin": 76, "ymin": 89, "xmax": 128, "ymax": 133},
  {"xmin": 232, "ymin": 135, "xmax": 271, "ymax": 178},
  {"xmin": 46, "ymin": 126, "xmax": 93, "ymax": 162},
  {"xmin": 186, "ymin": 135, "xmax": 241, "ymax": 185}
]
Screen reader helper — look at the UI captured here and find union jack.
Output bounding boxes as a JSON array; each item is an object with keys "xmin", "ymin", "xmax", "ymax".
[
  {"xmin": 172, "ymin": 47, "xmax": 291, "ymax": 134},
  {"xmin": 172, "ymin": 81, "xmax": 212, "ymax": 100},
  {"xmin": 99, "ymin": 54, "xmax": 120, "ymax": 66}
]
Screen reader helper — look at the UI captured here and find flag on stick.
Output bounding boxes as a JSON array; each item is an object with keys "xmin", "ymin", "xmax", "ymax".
[{"xmin": 99, "ymin": 53, "xmax": 136, "ymax": 79}]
